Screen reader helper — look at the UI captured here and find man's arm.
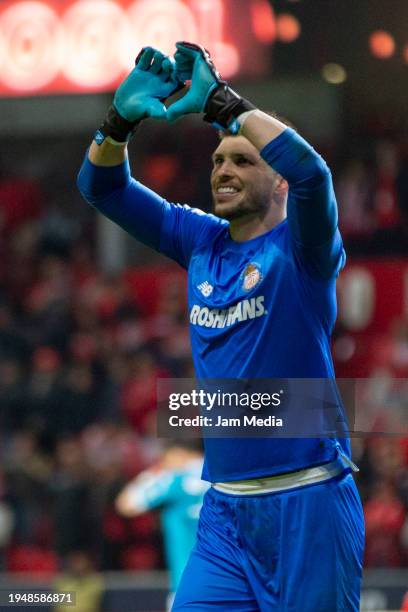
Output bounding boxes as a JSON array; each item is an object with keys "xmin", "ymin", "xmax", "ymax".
[
  {"xmin": 77, "ymin": 47, "xmax": 180, "ymax": 249},
  {"xmin": 115, "ymin": 469, "xmax": 176, "ymax": 517},
  {"xmin": 237, "ymin": 129, "xmax": 342, "ymax": 279},
  {"xmin": 77, "ymin": 148, "xmax": 167, "ymax": 251},
  {"xmin": 77, "ymin": 46, "xmax": 226, "ymax": 265},
  {"xmin": 240, "ymin": 113, "xmax": 338, "ymax": 249},
  {"xmin": 167, "ymin": 43, "xmax": 342, "ymax": 278},
  {"xmin": 88, "ymin": 139, "xmax": 127, "ymax": 167},
  {"xmin": 257, "ymin": 125, "xmax": 343, "ymax": 278},
  {"xmin": 77, "ymin": 144, "xmax": 226, "ymax": 266},
  {"xmin": 239, "ymin": 109, "xmax": 287, "ymax": 150}
]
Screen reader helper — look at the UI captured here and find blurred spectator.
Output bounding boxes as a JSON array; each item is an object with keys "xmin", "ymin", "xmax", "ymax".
[
  {"xmin": 0, "ymin": 357, "xmax": 27, "ymax": 431},
  {"xmin": 146, "ymin": 280, "xmax": 191, "ymax": 376},
  {"xmin": 116, "ymin": 441, "xmax": 208, "ymax": 609},
  {"xmin": 24, "ymin": 346, "xmax": 65, "ymax": 438},
  {"xmin": 120, "ymin": 349, "xmax": 169, "ymax": 435},
  {"xmin": 22, "ymin": 254, "xmax": 72, "ymax": 352},
  {"xmin": 50, "ymin": 438, "xmax": 93, "ymax": 557},
  {"xmin": 0, "ymin": 501, "xmax": 14, "ymax": 570},
  {"xmin": 0, "ymin": 301, "xmax": 29, "ymax": 362},
  {"xmin": 0, "ymin": 175, "xmax": 43, "ymax": 238},
  {"xmin": 55, "ymin": 362, "xmax": 99, "ymax": 435},
  {"xmin": 373, "ymin": 140, "xmax": 401, "ymax": 232},
  {"xmin": 3, "ymin": 431, "xmax": 52, "ymax": 546},
  {"xmin": 364, "ymin": 480, "xmax": 406, "ymax": 567},
  {"xmin": 337, "ymin": 158, "xmax": 373, "ymax": 238},
  {"xmin": 396, "ymin": 146, "xmax": 408, "ymax": 232},
  {"xmin": 389, "ymin": 317, "xmax": 408, "ymax": 377},
  {"xmin": 53, "ymin": 550, "xmax": 104, "ymax": 612}
]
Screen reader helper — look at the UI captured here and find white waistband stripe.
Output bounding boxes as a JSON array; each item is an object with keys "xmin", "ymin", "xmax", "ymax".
[{"xmin": 212, "ymin": 459, "xmax": 346, "ymax": 495}]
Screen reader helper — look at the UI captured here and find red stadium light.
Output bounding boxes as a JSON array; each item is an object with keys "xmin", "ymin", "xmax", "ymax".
[
  {"xmin": 63, "ymin": 0, "xmax": 131, "ymax": 88},
  {"xmin": 250, "ymin": 0, "xmax": 276, "ymax": 44},
  {"xmin": 369, "ymin": 30, "xmax": 395, "ymax": 59},
  {"xmin": 276, "ymin": 13, "xmax": 300, "ymax": 44},
  {"xmin": 127, "ymin": 0, "xmax": 199, "ymax": 58},
  {"xmin": 0, "ymin": 1, "xmax": 63, "ymax": 91},
  {"xmin": 0, "ymin": 0, "xmax": 272, "ymax": 97}
]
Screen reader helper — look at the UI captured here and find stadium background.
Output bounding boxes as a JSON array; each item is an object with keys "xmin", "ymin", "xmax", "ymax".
[{"xmin": 0, "ymin": 0, "xmax": 407, "ymax": 610}]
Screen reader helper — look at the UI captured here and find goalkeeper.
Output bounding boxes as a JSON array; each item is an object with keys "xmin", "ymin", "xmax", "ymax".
[{"xmin": 77, "ymin": 44, "xmax": 365, "ymax": 611}]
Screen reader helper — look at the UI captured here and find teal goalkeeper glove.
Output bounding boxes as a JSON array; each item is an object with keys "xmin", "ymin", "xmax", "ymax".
[
  {"xmin": 95, "ymin": 47, "xmax": 182, "ymax": 145},
  {"xmin": 166, "ymin": 42, "xmax": 255, "ymax": 133}
]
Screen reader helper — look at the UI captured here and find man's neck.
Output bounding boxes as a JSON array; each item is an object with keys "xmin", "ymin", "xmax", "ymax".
[{"xmin": 229, "ymin": 207, "xmax": 286, "ymax": 242}]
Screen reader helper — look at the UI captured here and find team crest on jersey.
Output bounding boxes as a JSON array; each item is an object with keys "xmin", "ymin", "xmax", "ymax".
[{"xmin": 242, "ymin": 263, "xmax": 262, "ymax": 291}]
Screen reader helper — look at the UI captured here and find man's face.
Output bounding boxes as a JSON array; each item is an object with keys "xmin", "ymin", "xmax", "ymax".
[{"xmin": 211, "ymin": 135, "xmax": 279, "ymax": 221}]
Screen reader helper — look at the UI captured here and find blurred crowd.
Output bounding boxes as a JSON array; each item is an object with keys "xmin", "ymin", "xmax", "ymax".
[
  {"xmin": 0, "ymin": 130, "xmax": 407, "ymax": 578},
  {"xmin": 0, "ymin": 171, "xmax": 192, "ymax": 574},
  {"xmin": 335, "ymin": 137, "xmax": 408, "ymax": 255}
]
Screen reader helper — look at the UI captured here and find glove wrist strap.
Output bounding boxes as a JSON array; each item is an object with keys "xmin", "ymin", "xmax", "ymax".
[
  {"xmin": 94, "ymin": 105, "xmax": 139, "ymax": 145},
  {"xmin": 203, "ymin": 85, "xmax": 256, "ymax": 134}
]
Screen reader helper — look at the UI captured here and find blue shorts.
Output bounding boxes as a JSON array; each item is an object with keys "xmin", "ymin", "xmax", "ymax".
[{"xmin": 172, "ymin": 472, "xmax": 365, "ymax": 612}]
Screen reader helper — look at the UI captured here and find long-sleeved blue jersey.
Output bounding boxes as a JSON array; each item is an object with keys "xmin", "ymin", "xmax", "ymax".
[{"xmin": 78, "ymin": 128, "xmax": 348, "ymax": 482}]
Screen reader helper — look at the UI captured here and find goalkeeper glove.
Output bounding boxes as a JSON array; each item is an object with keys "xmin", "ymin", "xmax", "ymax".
[
  {"xmin": 95, "ymin": 47, "xmax": 182, "ymax": 145},
  {"xmin": 167, "ymin": 42, "xmax": 256, "ymax": 133}
]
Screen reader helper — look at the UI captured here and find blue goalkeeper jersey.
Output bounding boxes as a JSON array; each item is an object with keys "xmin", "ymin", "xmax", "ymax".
[{"xmin": 78, "ymin": 128, "xmax": 348, "ymax": 482}]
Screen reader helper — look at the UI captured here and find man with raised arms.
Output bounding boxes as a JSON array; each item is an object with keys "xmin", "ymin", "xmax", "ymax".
[{"xmin": 78, "ymin": 43, "xmax": 365, "ymax": 611}]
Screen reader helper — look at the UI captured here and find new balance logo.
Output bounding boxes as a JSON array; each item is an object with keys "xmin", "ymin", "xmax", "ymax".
[{"xmin": 197, "ymin": 281, "xmax": 213, "ymax": 297}]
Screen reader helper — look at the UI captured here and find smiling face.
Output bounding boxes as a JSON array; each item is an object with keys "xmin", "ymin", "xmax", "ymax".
[{"xmin": 211, "ymin": 135, "xmax": 280, "ymax": 221}]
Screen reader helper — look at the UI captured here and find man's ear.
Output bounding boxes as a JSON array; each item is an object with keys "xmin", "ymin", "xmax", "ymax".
[{"xmin": 275, "ymin": 176, "xmax": 288, "ymax": 194}]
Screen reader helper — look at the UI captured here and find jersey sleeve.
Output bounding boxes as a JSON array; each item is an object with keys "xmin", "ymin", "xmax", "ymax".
[
  {"xmin": 261, "ymin": 129, "xmax": 346, "ymax": 279},
  {"xmin": 123, "ymin": 470, "xmax": 179, "ymax": 513},
  {"xmin": 77, "ymin": 154, "xmax": 226, "ymax": 269}
]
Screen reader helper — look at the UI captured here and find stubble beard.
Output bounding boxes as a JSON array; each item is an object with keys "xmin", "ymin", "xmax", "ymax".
[{"xmin": 212, "ymin": 191, "xmax": 269, "ymax": 221}]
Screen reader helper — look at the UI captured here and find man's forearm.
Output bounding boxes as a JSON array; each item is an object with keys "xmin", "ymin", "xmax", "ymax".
[
  {"xmin": 88, "ymin": 139, "xmax": 128, "ymax": 167},
  {"xmin": 239, "ymin": 109, "xmax": 288, "ymax": 151},
  {"xmin": 87, "ymin": 109, "xmax": 287, "ymax": 166},
  {"xmin": 259, "ymin": 126, "xmax": 337, "ymax": 249},
  {"xmin": 86, "ymin": 46, "xmax": 181, "ymax": 166}
]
